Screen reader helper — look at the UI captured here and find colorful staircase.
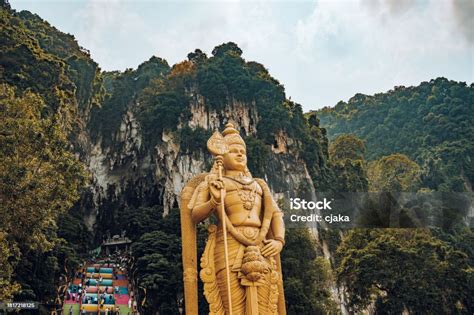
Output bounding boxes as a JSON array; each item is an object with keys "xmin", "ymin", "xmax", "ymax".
[{"xmin": 62, "ymin": 260, "xmax": 135, "ymax": 315}]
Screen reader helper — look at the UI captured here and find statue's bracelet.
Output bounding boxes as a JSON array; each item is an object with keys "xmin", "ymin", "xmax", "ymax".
[{"xmin": 273, "ymin": 237, "xmax": 285, "ymax": 246}]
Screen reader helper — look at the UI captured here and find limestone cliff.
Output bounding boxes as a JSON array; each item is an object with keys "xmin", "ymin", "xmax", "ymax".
[
  {"xmin": 81, "ymin": 86, "xmax": 319, "ymax": 235},
  {"xmin": 70, "ymin": 44, "xmax": 333, "ymax": 242}
]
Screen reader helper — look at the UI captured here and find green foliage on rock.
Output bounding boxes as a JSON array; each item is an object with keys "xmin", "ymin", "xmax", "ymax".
[
  {"xmin": 329, "ymin": 134, "xmax": 365, "ymax": 162},
  {"xmin": 122, "ymin": 41, "xmax": 308, "ymax": 157},
  {"xmin": 245, "ymin": 136, "xmax": 270, "ymax": 178},
  {"xmin": 138, "ymin": 89, "xmax": 191, "ymax": 146},
  {"xmin": 318, "ymin": 78, "xmax": 474, "ymax": 191},
  {"xmin": 89, "ymin": 57, "xmax": 170, "ymax": 146},
  {"xmin": 0, "ymin": 5, "xmax": 103, "ymax": 116},
  {"xmin": 125, "ymin": 42, "xmax": 331, "ymax": 190},
  {"xmin": 15, "ymin": 10, "xmax": 104, "ymax": 111},
  {"xmin": 300, "ymin": 112, "xmax": 333, "ymax": 191},
  {"xmin": 281, "ymin": 229, "xmax": 339, "ymax": 315},
  {"xmin": 178, "ymin": 126, "xmax": 212, "ymax": 155}
]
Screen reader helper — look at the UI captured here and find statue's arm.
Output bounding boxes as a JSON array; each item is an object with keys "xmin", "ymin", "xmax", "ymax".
[
  {"xmin": 257, "ymin": 178, "xmax": 286, "ymax": 245},
  {"xmin": 257, "ymin": 179, "xmax": 285, "ymax": 258},
  {"xmin": 271, "ymin": 208, "xmax": 285, "ymax": 246},
  {"xmin": 191, "ymin": 181, "xmax": 217, "ymax": 223}
]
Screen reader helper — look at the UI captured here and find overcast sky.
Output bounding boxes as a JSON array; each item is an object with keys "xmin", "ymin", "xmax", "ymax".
[{"xmin": 10, "ymin": 0, "xmax": 474, "ymax": 111}]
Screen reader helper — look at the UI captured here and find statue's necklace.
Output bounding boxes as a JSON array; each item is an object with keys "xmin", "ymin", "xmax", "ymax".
[
  {"xmin": 224, "ymin": 173, "xmax": 254, "ymax": 185},
  {"xmin": 224, "ymin": 175, "xmax": 257, "ymax": 211}
]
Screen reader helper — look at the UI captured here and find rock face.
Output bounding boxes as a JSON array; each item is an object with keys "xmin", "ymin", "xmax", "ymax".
[
  {"xmin": 43, "ymin": 44, "xmax": 331, "ymax": 241},
  {"xmin": 78, "ymin": 94, "xmax": 317, "ymax": 236},
  {"xmin": 188, "ymin": 96, "xmax": 259, "ymax": 136}
]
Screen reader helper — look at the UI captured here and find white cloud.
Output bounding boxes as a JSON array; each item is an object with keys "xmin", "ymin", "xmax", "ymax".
[
  {"xmin": 75, "ymin": 0, "xmax": 149, "ymax": 70},
  {"xmin": 143, "ymin": 1, "xmax": 288, "ymax": 66},
  {"xmin": 289, "ymin": 0, "xmax": 473, "ymax": 109}
]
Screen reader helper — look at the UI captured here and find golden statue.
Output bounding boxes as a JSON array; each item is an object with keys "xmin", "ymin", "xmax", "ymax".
[{"xmin": 180, "ymin": 123, "xmax": 286, "ymax": 314}]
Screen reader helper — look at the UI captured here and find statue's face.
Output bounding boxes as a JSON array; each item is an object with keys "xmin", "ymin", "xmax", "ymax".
[{"xmin": 223, "ymin": 144, "xmax": 247, "ymax": 172}]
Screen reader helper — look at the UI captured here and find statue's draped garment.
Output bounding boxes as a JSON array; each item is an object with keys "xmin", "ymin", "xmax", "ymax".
[{"xmin": 191, "ymin": 175, "xmax": 284, "ymax": 314}]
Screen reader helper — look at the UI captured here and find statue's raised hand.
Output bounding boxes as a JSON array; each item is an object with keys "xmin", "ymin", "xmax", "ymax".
[{"xmin": 209, "ymin": 178, "xmax": 226, "ymax": 203}]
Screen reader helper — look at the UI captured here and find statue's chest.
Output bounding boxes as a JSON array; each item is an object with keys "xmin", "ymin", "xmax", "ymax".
[{"xmin": 224, "ymin": 178, "xmax": 262, "ymax": 211}]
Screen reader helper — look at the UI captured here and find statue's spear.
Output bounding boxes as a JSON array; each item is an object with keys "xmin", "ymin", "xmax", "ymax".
[{"xmin": 207, "ymin": 131, "xmax": 233, "ymax": 315}]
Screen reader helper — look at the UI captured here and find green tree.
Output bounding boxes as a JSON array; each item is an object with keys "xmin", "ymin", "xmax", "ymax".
[
  {"xmin": 129, "ymin": 208, "xmax": 209, "ymax": 314},
  {"xmin": 211, "ymin": 42, "xmax": 243, "ymax": 57},
  {"xmin": 187, "ymin": 48, "xmax": 207, "ymax": 64},
  {"xmin": 0, "ymin": 231, "xmax": 21, "ymax": 300},
  {"xmin": 368, "ymin": 153, "xmax": 421, "ymax": 192},
  {"xmin": 329, "ymin": 134, "xmax": 365, "ymax": 162},
  {"xmin": 335, "ymin": 229, "xmax": 472, "ymax": 314},
  {"xmin": 328, "ymin": 134, "xmax": 368, "ymax": 192},
  {"xmin": 0, "ymin": 84, "xmax": 86, "ymax": 297},
  {"xmin": 133, "ymin": 230, "xmax": 182, "ymax": 313}
]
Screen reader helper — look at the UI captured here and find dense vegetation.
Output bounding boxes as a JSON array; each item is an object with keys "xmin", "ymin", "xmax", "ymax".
[
  {"xmin": 0, "ymin": 80, "xmax": 87, "ymax": 301},
  {"xmin": 1, "ymin": 2, "xmax": 100, "ymax": 304},
  {"xmin": 336, "ymin": 229, "xmax": 472, "ymax": 313},
  {"xmin": 318, "ymin": 78, "xmax": 474, "ymax": 191},
  {"xmin": 324, "ymin": 133, "xmax": 473, "ymax": 313},
  {"xmin": 1, "ymin": 2, "xmax": 103, "ymax": 115}
]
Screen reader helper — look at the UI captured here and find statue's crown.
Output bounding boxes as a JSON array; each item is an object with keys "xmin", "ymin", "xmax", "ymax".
[{"xmin": 222, "ymin": 123, "xmax": 246, "ymax": 148}]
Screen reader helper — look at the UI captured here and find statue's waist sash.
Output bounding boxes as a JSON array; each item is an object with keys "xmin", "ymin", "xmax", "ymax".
[
  {"xmin": 217, "ymin": 225, "xmax": 260, "ymax": 239},
  {"xmin": 214, "ymin": 226, "xmax": 263, "ymax": 274}
]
